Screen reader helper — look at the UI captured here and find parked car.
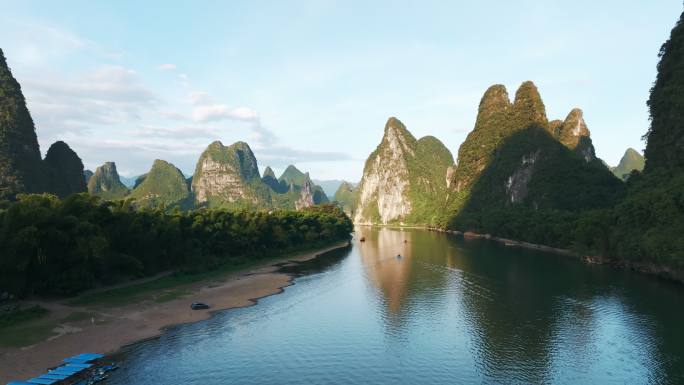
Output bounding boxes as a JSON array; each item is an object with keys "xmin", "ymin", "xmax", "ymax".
[{"xmin": 191, "ymin": 302, "xmax": 210, "ymax": 310}]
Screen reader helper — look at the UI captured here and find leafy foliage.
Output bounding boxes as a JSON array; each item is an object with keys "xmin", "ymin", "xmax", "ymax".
[
  {"xmin": 611, "ymin": 148, "xmax": 645, "ymax": 180},
  {"xmin": 333, "ymin": 181, "xmax": 358, "ymax": 215},
  {"xmin": 128, "ymin": 159, "xmax": 191, "ymax": 209},
  {"xmin": 0, "ymin": 194, "xmax": 352, "ymax": 297}
]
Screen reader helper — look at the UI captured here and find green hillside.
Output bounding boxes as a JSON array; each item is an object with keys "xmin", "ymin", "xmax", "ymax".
[{"xmin": 129, "ymin": 159, "xmax": 191, "ymax": 209}]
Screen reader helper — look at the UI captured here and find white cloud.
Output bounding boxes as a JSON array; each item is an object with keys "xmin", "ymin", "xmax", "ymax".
[
  {"xmin": 192, "ymin": 104, "xmax": 259, "ymax": 122},
  {"xmin": 186, "ymin": 91, "xmax": 213, "ymax": 105},
  {"xmin": 157, "ymin": 63, "xmax": 177, "ymax": 71},
  {"xmin": 131, "ymin": 124, "xmax": 219, "ymax": 138},
  {"xmin": 23, "ymin": 65, "xmax": 158, "ymax": 135}
]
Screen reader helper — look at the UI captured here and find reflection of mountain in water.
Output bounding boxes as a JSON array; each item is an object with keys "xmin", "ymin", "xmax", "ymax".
[
  {"xmin": 357, "ymin": 227, "xmax": 413, "ymax": 315},
  {"xmin": 355, "ymin": 228, "xmax": 679, "ymax": 383}
]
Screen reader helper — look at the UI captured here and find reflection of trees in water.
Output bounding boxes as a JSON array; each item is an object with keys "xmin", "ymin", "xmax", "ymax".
[
  {"xmin": 454, "ymin": 240, "xmax": 675, "ymax": 383},
  {"xmin": 356, "ymin": 228, "xmax": 679, "ymax": 382}
]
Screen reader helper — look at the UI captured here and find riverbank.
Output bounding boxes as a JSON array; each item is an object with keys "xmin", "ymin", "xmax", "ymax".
[
  {"xmin": 0, "ymin": 241, "xmax": 351, "ymax": 384},
  {"xmin": 434, "ymin": 228, "xmax": 684, "ymax": 284}
]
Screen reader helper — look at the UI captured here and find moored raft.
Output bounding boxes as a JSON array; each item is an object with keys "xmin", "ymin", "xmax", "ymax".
[{"xmin": 5, "ymin": 353, "xmax": 107, "ymax": 385}]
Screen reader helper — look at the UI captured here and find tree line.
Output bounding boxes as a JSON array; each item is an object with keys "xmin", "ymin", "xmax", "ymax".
[{"xmin": 0, "ymin": 193, "xmax": 353, "ymax": 297}]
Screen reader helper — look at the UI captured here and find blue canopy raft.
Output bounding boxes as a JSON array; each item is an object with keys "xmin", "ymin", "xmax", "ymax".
[{"xmin": 6, "ymin": 353, "xmax": 118, "ymax": 385}]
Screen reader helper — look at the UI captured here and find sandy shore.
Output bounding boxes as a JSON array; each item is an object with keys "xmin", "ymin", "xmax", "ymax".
[{"xmin": 0, "ymin": 241, "xmax": 350, "ymax": 383}]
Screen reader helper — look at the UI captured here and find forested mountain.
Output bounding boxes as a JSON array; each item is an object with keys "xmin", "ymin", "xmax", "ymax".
[
  {"xmin": 611, "ymin": 148, "xmax": 645, "ymax": 179},
  {"xmin": 129, "ymin": 159, "xmax": 191, "ymax": 209},
  {"xmin": 0, "ymin": 48, "xmax": 48, "ymax": 198},
  {"xmin": 43, "ymin": 141, "xmax": 87, "ymax": 198},
  {"xmin": 333, "ymin": 181, "xmax": 358, "ymax": 216},
  {"xmin": 278, "ymin": 165, "xmax": 329, "ymax": 205},
  {"xmin": 314, "ymin": 179, "xmax": 345, "ymax": 198},
  {"xmin": 354, "ymin": 117, "xmax": 454, "ymax": 225},
  {"xmin": 444, "ymin": 82, "xmax": 623, "ymax": 244},
  {"xmin": 579, "ymin": 11, "xmax": 684, "ymax": 277},
  {"xmin": 0, "ymin": 48, "xmax": 88, "ymax": 199},
  {"xmin": 191, "ymin": 140, "xmax": 271, "ymax": 209},
  {"xmin": 87, "ymin": 162, "xmax": 129, "ymax": 200}
]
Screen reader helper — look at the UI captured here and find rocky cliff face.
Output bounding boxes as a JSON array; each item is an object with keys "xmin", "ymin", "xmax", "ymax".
[
  {"xmin": 554, "ymin": 108, "xmax": 596, "ymax": 162},
  {"xmin": 355, "ymin": 117, "xmax": 453, "ymax": 225},
  {"xmin": 0, "ymin": 48, "xmax": 47, "ymax": 199},
  {"xmin": 87, "ymin": 162, "xmax": 129, "ymax": 200},
  {"xmin": 612, "ymin": 148, "xmax": 645, "ymax": 179},
  {"xmin": 129, "ymin": 159, "xmax": 190, "ymax": 208},
  {"xmin": 191, "ymin": 141, "xmax": 268, "ymax": 208},
  {"xmin": 44, "ymin": 141, "xmax": 87, "ymax": 198},
  {"xmin": 294, "ymin": 179, "xmax": 315, "ymax": 210}
]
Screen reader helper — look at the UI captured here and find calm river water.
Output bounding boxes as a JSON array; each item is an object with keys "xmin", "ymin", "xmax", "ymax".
[{"xmin": 106, "ymin": 228, "xmax": 683, "ymax": 384}]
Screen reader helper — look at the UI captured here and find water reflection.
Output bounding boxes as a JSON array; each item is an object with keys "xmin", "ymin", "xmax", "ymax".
[
  {"xmin": 106, "ymin": 227, "xmax": 684, "ymax": 384},
  {"xmin": 356, "ymin": 228, "xmax": 681, "ymax": 383}
]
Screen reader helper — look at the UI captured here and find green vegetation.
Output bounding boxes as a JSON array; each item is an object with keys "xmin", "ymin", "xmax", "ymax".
[
  {"xmin": 129, "ymin": 159, "xmax": 191, "ymax": 209},
  {"xmin": 445, "ymin": 11, "xmax": 684, "ymax": 278},
  {"xmin": 278, "ymin": 165, "xmax": 329, "ymax": 204},
  {"xmin": 87, "ymin": 162, "xmax": 129, "ymax": 200},
  {"xmin": 44, "ymin": 141, "xmax": 87, "ymax": 198},
  {"xmin": 644, "ymin": 11, "xmax": 684, "ymax": 171},
  {"xmin": 333, "ymin": 181, "xmax": 358, "ymax": 215},
  {"xmin": 447, "ymin": 126, "xmax": 624, "ymax": 247},
  {"xmin": 0, "ymin": 193, "xmax": 352, "ymax": 298},
  {"xmin": 611, "ymin": 148, "xmax": 645, "ymax": 180},
  {"xmin": 572, "ymin": 11, "xmax": 684, "ymax": 272},
  {"xmin": 405, "ymin": 136, "xmax": 454, "ymax": 224},
  {"xmin": 0, "ymin": 305, "xmax": 55, "ymax": 347},
  {"xmin": 355, "ymin": 117, "xmax": 454, "ymax": 226},
  {"xmin": 0, "ymin": 305, "xmax": 48, "ymax": 328},
  {"xmin": 0, "ymin": 48, "xmax": 48, "ymax": 199}
]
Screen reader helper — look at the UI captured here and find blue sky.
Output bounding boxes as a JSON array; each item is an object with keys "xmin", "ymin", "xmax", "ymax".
[{"xmin": 0, "ymin": 1, "xmax": 681, "ymax": 181}]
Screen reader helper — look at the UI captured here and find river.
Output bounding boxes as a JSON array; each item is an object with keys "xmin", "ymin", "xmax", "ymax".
[{"xmin": 106, "ymin": 227, "xmax": 683, "ymax": 384}]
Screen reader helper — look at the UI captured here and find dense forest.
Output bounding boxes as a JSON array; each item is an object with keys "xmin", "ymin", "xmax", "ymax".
[{"xmin": 0, "ymin": 194, "xmax": 352, "ymax": 297}]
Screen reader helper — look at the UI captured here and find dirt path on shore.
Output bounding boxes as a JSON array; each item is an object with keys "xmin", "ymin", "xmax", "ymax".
[{"xmin": 0, "ymin": 242, "xmax": 350, "ymax": 383}]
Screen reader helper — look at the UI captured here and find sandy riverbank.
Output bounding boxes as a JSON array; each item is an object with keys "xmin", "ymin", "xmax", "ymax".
[{"xmin": 0, "ymin": 241, "xmax": 350, "ymax": 383}]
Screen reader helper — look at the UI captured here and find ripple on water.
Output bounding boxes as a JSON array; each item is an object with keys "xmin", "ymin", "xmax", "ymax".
[{"xmin": 106, "ymin": 229, "xmax": 683, "ymax": 385}]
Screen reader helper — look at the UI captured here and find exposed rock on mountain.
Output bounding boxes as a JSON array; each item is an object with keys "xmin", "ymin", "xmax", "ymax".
[
  {"xmin": 44, "ymin": 141, "xmax": 87, "ymax": 198},
  {"xmin": 449, "ymin": 82, "xmax": 605, "ymax": 202},
  {"xmin": 294, "ymin": 179, "xmax": 315, "ymax": 210},
  {"xmin": 354, "ymin": 117, "xmax": 454, "ymax": 225},
  {"xmin": 191, "ymin": 141, "xmax": 270, "ymax": 208},
  {"xmin": 87, "ymin": 162, "xmax": 129, "ymax": 200},
  {"xmin": 276, "ymin": 165, "xmax": 329, "ymax": 205},
  {"xmin": 447, "ymin": 81, "xmax": 623, "ymax": 230},
  {"xmin": 553, "ymin": 108, "xmax": 596, "ymax": 162},
  {"xmin": 611, "ymin": 148, "xmax": 645, "ymax": 180},
  {"xmin": 0, "ymin": 48, "xmax": 47, "ymax": 199},
  {"xmin": 333, "ymin": 181, "xmax": 358, "ymax": 216},
  {"xmin": 129, "ymin": 159, "xmax": 191, "ymax": 209}
]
